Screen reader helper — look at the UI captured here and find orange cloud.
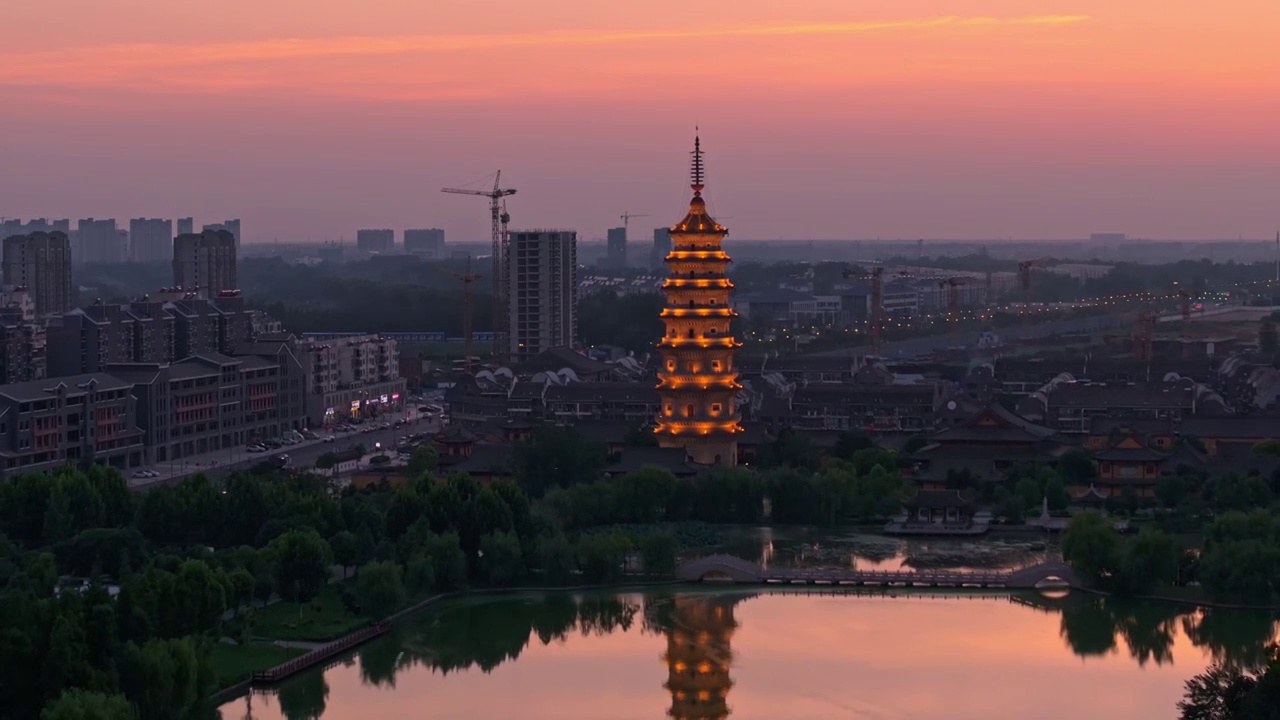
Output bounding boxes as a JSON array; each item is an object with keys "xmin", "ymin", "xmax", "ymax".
[{"xmin": 0, "ymin": 14, "xmax": 1090, "ymax": 91}]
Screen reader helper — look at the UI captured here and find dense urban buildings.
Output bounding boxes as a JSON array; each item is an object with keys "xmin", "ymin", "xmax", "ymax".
[
  {"xmin": 173, "ymin": 230, "xmax": 238, "ymax": 294},
  {"xmin": 0, "ymin": 285, "xmax": 45, "ymax": 383},
  {"xmin": 655, "ymin": 137, "xmax": 743, "ymax": 466},
  {"xmin": 507, "ymin": 230, "xmax": 578, "ymax": 362},
  {"xmin": 2, "ymin": 231, "xmax": 73, "ymax": 316},
  {"xmin": 201, "ymin": 219, "xmax": 241, "ymax": 248},
  {"xmin": 297, "ymin": 333, "xmax": 405, "ymax": 427},
  {"xmin": 0, "ymin": 218, "xmax": 70, "ymax": 241},
  {"xmin": 606, "ymin": 226, "xmax": 627, "ymax": 268},
  {"xmin": 356, "ymin": 228, "xmax": 395, "ymax": 254},
  {"xmin": 77, "ymin": 218, "xmax": 124, "ymax": 264},
  {"xmin": 176, "ymin": 217, "xmax": 194, "ymax": 235},
  {"xmin": 0, "ymin": 373, "xmax": 146, "ymax": 474},
  {"xmin": 404, "ymin": 228, "xmax": 445, "ymax": 258},
  {"xmin": 128, "ymin": 217, "xmax": 173, "ymax": 263},
  {"xmin": 45, "ymin": 289, "xmax": 253, "ymax": 377}
]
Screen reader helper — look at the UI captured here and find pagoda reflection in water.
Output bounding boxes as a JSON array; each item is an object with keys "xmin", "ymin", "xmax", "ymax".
[{"xmin": 654, "ymin": 594, "xmax": 749, "ymax": 720}]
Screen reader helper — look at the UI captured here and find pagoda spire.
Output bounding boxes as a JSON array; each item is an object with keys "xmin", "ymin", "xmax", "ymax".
[{"xmin": 690, "ymin": 129, "xmax": 705, "ymax": 196}]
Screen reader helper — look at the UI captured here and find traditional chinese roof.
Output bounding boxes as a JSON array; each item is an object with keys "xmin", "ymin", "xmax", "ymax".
[
  {"xmin": 904, "ymin": 489, "xmax": 974, "ymax": 510},
  {"xmin": 931, "ymin": 403, "xmax": 1057, "ymax": 444}
]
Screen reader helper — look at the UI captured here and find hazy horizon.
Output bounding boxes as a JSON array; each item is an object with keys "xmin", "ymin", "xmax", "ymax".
[{"xmin": 2, "ymin": 1, "xmax": 1276, "ymax": 243}]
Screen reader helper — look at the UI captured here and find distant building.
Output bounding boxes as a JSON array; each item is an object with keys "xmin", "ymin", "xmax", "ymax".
[
  {"xmin": 45, "ymin": 289, "xmax": 252, "ymax": 378},
  {"xmin": 173, "ymin": 230, "xmax": 237, "ymax": 294},
  {"xmin": 78, "ymin": 218, "xmax": 124, "ymax": 264},
  {"xmin": 176, "ymin": 217, "xmax": 194, "ymax": 235},
  {"xmin": 404, "ymin": 228, "xmax": 445, "ymax": 258},
  {"xmin": 0, "ymin": 285, "xmax": 45, "ymax": 383},
  {"xmin": 1090, "ymin": 233, "xmax": 1127, "ymax": 243},
  {"xmin": 606, "ymin": 227, "xmax": 627, "ymax": 268},
  {"xmin": 356, "ymin": 229, "xmax": 395, "ymax": 254},
  {"xmin": 129, "ymin": 218, "xmax": 173, "ymax": 263},
  {"xmin": 1044, "ymin": 263, "xmax": 1114, "ymax": 281},
  {"xmin": 651, "ymin": 227, "xmax": 672, "ymax": 267},
  {"xmin": 297, "ymin": 334, "xmax": 405, "ymax": 427},
  {"xmin": 1, "ymin": 218, "xmax": 70, "ymax": 241},
  {"xmin": 202, "ymin": 219, "xmax": 241, "ymax": 248},
  {"xmin": 507, "ymin": 230, "xmax": 578, "ymax": 362},
  {"xmin": 2, "ymin": 231, "xmax": 73, "ymax": 315}
]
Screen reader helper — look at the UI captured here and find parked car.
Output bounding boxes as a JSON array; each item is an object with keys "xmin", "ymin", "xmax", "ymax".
[
  {"xmin": 322, "ymin": 435, "xmax": 336, "ymax": 443},
  {"xmin": 247, "ymin": 444, "xmax": 266, "ymax": 453},
  {"xmin": 131, "ymin": 470, "xmax": 150, "ymax": 479}
]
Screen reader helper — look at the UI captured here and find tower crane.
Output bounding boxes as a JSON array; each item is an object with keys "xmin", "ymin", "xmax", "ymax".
[
  {"xmin": 442, "ymin": 172, "xmax": 516, "ymax": 358},
  {"xmin": 432, "ymin": 256, "xmax": 482, "ymax": 375},
  {"xmin": 620, "ymin": 211, "xmax": 649, "ymax": 232}
]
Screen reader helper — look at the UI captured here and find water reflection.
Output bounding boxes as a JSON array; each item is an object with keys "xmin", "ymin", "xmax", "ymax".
[{"xmin": 229, "ymin": 589, "xmax": 1278, "ymax": 720}]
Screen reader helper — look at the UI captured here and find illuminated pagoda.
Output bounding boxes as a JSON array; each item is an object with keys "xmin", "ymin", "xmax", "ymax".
[
  {"xmin": 655, "ymin": 133, "xmax": 743, "ymax": 466},
  {"xmin": 662, "ymin": 596, "xmax": 739, "ymax": 720}
]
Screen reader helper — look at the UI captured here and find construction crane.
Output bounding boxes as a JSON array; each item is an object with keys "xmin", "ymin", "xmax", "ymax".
[
  {"xmin": 619, "ymin": 211, "xmax": 649, "ymax": 231},
  {"xmin": 432, "ymin": 256, "xmax": 482, "ymax": 375},
  {"xmin": 442, "ymin": 172, "xmax": 516, "ymax": 358},
  {"xmin": 1132, "ymin": 306, "xmax": 1157, "ymax": 362}
]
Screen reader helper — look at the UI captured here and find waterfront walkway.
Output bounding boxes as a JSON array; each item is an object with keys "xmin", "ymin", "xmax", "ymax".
[{"xmin": 675, "ymin": 555, "xmax": 1078, "ymax": 589}]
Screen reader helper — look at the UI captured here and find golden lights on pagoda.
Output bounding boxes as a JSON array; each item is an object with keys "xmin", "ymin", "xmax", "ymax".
[{"xmin": 654, "ymin": 133, "xmax": 744, "ymax": 466}]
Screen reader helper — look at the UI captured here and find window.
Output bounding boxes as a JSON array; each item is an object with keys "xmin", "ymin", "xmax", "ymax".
[
  {"xmin": 685, "ymin": 404, "xmax": 695, "ymax": 417},
  {"xmin": 711, "ymin": 403, "xmax": 722, "ymax": 414},
  {"xmin": 666, "ymin": 360, "xmax": 676, "ymax": 371},
  {"xmin": 686, "ymin": 329, "xmax": 694, "ymax": 339},
  {"xmin": 711, "ymin": 361, "xmax": 722, "ymax": 372},
  {"xmin": 708, "ymin": 328, "xmax": 717, "ymax": 335}
]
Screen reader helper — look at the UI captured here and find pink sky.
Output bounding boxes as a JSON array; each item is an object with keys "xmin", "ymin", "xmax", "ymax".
[{"xmin": 1, "ymin": 1, "xmax": 1277, "ymax": 243}]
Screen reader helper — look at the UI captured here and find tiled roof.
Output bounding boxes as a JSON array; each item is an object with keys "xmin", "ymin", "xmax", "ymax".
[{"xmin": 0, "ymin": 373, "xmax": 132, "ymax": 402}]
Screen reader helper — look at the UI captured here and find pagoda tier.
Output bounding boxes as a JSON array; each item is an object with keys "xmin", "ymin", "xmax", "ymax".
[{"xmin": 655, "ymin": 135, "xmax": 743, "ymax": 467}]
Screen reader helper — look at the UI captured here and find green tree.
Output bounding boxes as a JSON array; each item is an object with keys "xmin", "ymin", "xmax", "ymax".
[
  {"xmin": 356, "ymin": 561, "xmax": 406, "ymax": 619},
  {"xmin": 119, "ymin": 637, "xmax": 213, "ymax": 720},
  {"xmin": 174, "ymin": 559, "xmax": 227, "ymax": 634},
  {"xmin": 537, "ymin": 533, "xmax": 577, "ymax": 584},
  {"xmin": 640, "ymin": 532, "xmax": 679, "ymax": 576},
  {"xmin": 1117, "ymin": 527, "xmax": 1181, "ymax": 594},
  {"xmin": 577, "ymin": 532, "xmax": 632, "ymax": 583},
  {"xmin": 328, "ymin": 531, "xmax": 358, "ymax": 578},
  {"xmin": 314, "ymin": 452, "xmax": 337, "ymax": 470},
  {"xmin": 407, "ymin": 445, "xmax": 439, "ymax": 477},
  {"xmin": 268, "ymin": 530, "xmax": 333, "ymax": 609},
  {"xmin": 1045, "ymin": 476, "xmax": 1071, "ymax": 513},
  {"xmin": 1063, "ymin": 512, "xmax": 1122, "ymax": 585},
  {"xmin": 426, "ymin": 532, "xmax": 468, "ymax": 591},
  {"xmin": 514, "ymin": 426, "xmax": 607, "ymax": 497},
  {"xmin": 478, "ymin": 531, "xmax": 524, "ymax": 586},
  {"xmin": 41, "ymin": 689, "xmax": 136, "ymax": 720},
  {"xmin": 405, "ymin": 552, "xmax": 435, "ymax": 594}
]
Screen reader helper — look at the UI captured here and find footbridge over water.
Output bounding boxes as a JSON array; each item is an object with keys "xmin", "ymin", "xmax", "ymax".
[{"xmin": 675, "ymin": 555, "xmax": 1078, "ymax": 589}]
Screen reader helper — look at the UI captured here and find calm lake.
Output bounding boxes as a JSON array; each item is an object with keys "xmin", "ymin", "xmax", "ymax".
[{"xmin": 222, "ymin": 587, "xmax": 1278, "ymax": 720}]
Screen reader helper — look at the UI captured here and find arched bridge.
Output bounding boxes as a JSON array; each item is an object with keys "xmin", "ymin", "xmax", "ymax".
[{"xmin": 676, "ymin": 554, "xmax": 1078, "ymax": 589}]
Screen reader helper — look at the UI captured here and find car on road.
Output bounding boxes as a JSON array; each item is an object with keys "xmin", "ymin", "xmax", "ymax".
[
  {"xmin": 247, "ymin": 444, "xmax": 266, "ymax": 453},
  {"xmin": 131, "ymin": 470, "xmax": 158, "ymax": 479},
  {"xmin": 322, "ymin": 435, "xmax": 336, "ymax": 443},
  {"xmin": 379, "ymin": 422, "xmax": 391, "ymax": 430}
]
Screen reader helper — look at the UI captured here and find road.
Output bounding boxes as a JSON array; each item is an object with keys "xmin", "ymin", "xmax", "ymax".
[{"xmin": 130, "ymin": 409, "xmax": 443, "ymax": 492}]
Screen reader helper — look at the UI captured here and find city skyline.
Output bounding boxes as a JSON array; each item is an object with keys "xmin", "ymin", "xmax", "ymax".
[{"xmin": 0, "ymin": 1, "xmax": 1277, "ymax": 241}]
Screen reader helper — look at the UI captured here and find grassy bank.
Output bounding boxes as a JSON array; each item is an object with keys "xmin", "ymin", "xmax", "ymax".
[
  {"xmin": 210, "ymin": 643, "xmax": 307, "ymax": 688},
  {"xmin": 252, "ymin": 585, "xmax": 371, "ymax": 642}
]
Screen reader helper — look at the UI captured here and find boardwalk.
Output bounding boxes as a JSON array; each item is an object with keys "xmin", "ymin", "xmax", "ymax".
[{"xmin": 675, "ymin": 555, "xmax": 1078, "ymax": 589}]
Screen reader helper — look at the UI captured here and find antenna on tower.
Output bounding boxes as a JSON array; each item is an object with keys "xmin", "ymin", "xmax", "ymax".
[{"xmin": 690, "ymin": 129, "xmax": 705, "ymax": 194}]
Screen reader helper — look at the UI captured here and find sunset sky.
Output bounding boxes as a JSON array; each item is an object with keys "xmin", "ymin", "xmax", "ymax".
[{"xmin": 2, "ymin": 1, "xmax": 1277, "ymax": 242}]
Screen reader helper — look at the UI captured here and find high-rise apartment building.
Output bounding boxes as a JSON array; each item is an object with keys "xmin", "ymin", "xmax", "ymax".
[
  {"xmin": 173, "ymin": 230, "xmax": 238, "ymax": 294},
  {"xmin": 176, "ymin": 218, "xmax": 194, "ymax": 235},
  {"xmin": 129, "ymin": 218, "xmax": 173, "ymax": 263},
  {"xmin": 78, "ymin": 218, "xmax": 124, "ymax": 264},
  {"xmin": 1, "ymin": 218, "xmax": 71, "ymax": 241},
  {"xmin": 651, "ymin": 227, "xmax": 672, "ymax": 268},
  {"xmin": 654, "ymin": 136, "xmax": 742, "ymax": 466},
  {"xmin": 356, "ymin": 228, "xmax": 395, "ymax": 254},
  {"xmin": 202, "ymin": 219, "xmax": 241, "ymax": 248},
  {"xmin": 606, "ymin": 227, "xmax": 627, "ymax": 268},
  {"xmin": 506, "ymin": 230, "xmax": 577, "ymax": 362},
  {"xmin": 2, "ymin": 231, "xmax": 73, "ymax": 316},
  {"xmin": 404, "ymin": 228, "xmax": 445, "ymax": 258},
  {"xmin": 297, "ymin": 334, "xmax": 405, "ymax": 426}
]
